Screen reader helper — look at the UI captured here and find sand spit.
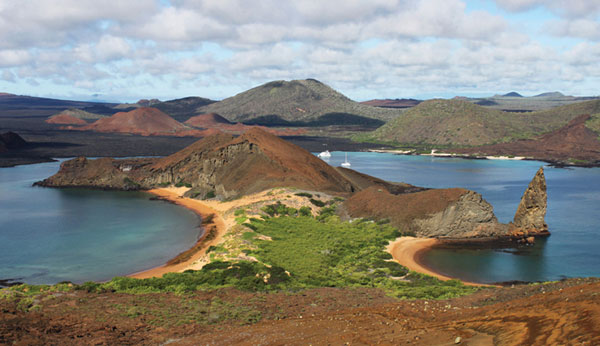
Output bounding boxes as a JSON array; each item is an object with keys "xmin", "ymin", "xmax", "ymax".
[{"xmin": 387, "ymin": 236, "xmax": 495, "ymax": 287}]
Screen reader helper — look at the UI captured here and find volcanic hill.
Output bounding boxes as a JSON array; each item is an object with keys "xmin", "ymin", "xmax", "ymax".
[
  {"xmin": 184, "ymin": 113, "xmax": 233, "ymax": 127},
  {"xmin": 39, "ymin": 128, "xmax": 355, "ymax": 198},
  {"xmin": 366, "ymin": 99, "xmax": 600, "ymax": 148},
  {"xmin": 454, "ymin": 114, "xmax": 600, "ymax": 164},
  {"xmin": 197, "ymin": 79, "xmax": 398, "ymax": 126},
  {"xmin": 46, "ymin": 108, "xmax": 106, "ymax": 125},
  {"xmin": 78, "ymin": 107, "xmax": 201, "ymax": 137}
]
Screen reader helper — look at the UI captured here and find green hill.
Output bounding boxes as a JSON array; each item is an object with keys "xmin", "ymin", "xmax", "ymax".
[
  {"xmin": 363, "ymin": 99, "xmax": 600, "ymax": 147},
  {"xmin": 197, "ymin": 79, "xmax": 400, "ymax": 126}
]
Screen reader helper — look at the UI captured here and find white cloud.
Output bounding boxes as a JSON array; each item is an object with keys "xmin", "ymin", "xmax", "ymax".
[
  {"xmin": 495, "ymin": 0, "xmax": 600, "ymax": 18},
  {"xmin": 547, "ymin": 19, "xmax": 600, "ymax": 40},
  {"xmin": 0, "ymin": 0, "xmax": 598, "ymax": 100}
]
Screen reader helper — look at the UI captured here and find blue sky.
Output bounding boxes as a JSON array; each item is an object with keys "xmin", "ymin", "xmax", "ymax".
[{"xmin": 0, "ymin": 0, "xmax": 598, "ymax": 102}]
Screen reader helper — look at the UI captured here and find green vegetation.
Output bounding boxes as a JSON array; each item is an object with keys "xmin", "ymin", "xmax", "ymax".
[
  {"xmin": 261, "ymin": 201, "xmax": 298, "ymax": 217},
  {"xmin": 294, "ymin": 192, "xmax": 313, "ymax": 198},
  {"xmin": 123, "ymin": 177, "xmax": 140, "ymax": 189},
  {"xmin": 309, "ymin": 198, "xmax": 326, "ymax": 207},
  {"xmin": 204, "ymin": 190, "xmax": 216, "ymax": 199},
  {"xmin": 2, "ymin": 202, "xmax": 477, "ymax": 301},
  {"xmin": 175, "ymin": 181, "xmax": 193, "ymax": 188},
  {"xmin": 360, "ymin": 99, "xmax": 600, "ymax": 147}
]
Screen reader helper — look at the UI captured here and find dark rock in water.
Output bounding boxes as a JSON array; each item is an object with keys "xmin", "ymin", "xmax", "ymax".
[
  {"xmin": 512, "ymin": 167, "xmax": 549, "ymax": 237},
  {"xmin": 0, "ymin": 278, "xmax": 24, "ymax": 287}
]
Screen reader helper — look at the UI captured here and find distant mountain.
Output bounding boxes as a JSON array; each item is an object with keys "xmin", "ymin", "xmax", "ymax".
[
  {"xmin": 46, "ymin": 108, "xmax": 106, "ymax": 125},
  {"xmin": 468, "ymin": 92, "xmax": 599, "ymax": 112},
  {"xmin": 197, "ymin": 79, "xmax": 398, "ymax": 127},
  {"xmin": 454, "ymin": 114, "xmax": 600, "ymax": 164},
  {"xmin": 360, "ymin": 99, "xmax": 421, "ymax": 109},
  {"xmin": 154, "ymin": 97, "xmax": 216, "ymax": 122},
  {"xmin": 184, "ymin": 113, "xmax": 233, "ymax": 127},
  {"xmin": 365, "ymin": 99, "xmax": 600, "ymax": 147},
  {"xmin": 533, "ymin": 92, "xmax": 564, "ymax": 98},
  {"xmin": 0, "ymin": 94, "xmax": 117, "ymax": 117},
  {"xmin": 46, "ymin": 113, "xmax": 88, "ymax": 125},
  {"xmin": 77, "ymin": 107, "xmax": 201, "ymax": 137},
  {"xmin": 501, "ymin": 92, "xmax": 523, "ymax": 97}
]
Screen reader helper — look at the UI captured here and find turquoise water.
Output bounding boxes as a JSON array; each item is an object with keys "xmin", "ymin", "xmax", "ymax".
[
  {"xmin": 3, "ymin": 153, "xmax": 599, "ymax": 285},
  {"xmin": 0, "ymin": 161, "xmax": 201, "ymax": 285},
  {"xmin": 324, "ymin": 152, "xmax": 600, "ymax": 283}
]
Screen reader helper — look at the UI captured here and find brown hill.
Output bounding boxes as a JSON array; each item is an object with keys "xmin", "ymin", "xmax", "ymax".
[
  {"xmin": 184, "ymin": 113, "xmax": 232, "ymax": 127},
  {"xmin": 454, "ymin": 114, "xmax": 600, "ymax": 163},
  {"xmin": 146, "ymin": 127, "xmax": 356, "ymax": 198},
  {"xmin": 46, "ymin": 113, "xmax": 88, "ymax": 125},
  {"xmin": 79, "ymin": 107, "xmax": 201, "ymax": 137},
  {"xmin": 39, "ymin": 128, "xmax": 355, "ymax": 198}
]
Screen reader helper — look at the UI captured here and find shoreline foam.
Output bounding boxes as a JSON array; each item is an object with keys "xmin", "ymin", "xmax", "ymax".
[{"xmin": 387, "ymin": 236, "xmax": 494, "ymax": 287}]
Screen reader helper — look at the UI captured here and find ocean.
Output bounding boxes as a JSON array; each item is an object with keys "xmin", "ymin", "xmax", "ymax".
[
  {"xmin": 324, "ymin": 151, "xmax": 600, "ymax": 283},
  {"xmin": 2, "ymin": 152, "xmax": 599, "ymax": 285},
  {"xmin": 0, "ymin": 160, "xmax": 201, "ymax": 285}
]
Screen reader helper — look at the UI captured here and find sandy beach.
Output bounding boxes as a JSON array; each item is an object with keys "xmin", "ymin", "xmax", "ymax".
[
  {"xmin": 387, "ymin": 236, "xmax": 492, "ymax": 287},
  {"xmin": 129, "ymin": 187, "xmax": 226, "ymax": 279}
]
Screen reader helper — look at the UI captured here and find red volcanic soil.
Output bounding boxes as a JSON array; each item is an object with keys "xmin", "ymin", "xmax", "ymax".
[
  {"xmin": 344, "ymin": 186, "xmax": 468, "ymax": 229},
  {"xmin": 151, "ymin": 127, "xmax": 353, "ymax": 196},
  {"xmin": 2, "ymin": 279, "xmax": 599, "ymax": 345},
  {"xmin": 0, "ymin": 92, "xmax": 14, "ymax": 96},
  {"xmin": 455, "ymin": 114, "xmax": 600, "ymax": 163},
  {"xmin": 361, "ymin": 98, "xmax": 421, "ymax": 108},
  {"xmin": 46, "ymin": 113, "xmax": 88, "ymax": 125},
  {"xmin": 184, "ymin": 113, "xmax": 232, "ymax": 127},
  {"xmin": 79, "ymin": 107, "xmax": 202, "ymax": 137}
]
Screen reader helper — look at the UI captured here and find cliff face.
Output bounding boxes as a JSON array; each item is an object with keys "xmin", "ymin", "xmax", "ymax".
[
  {"xmin": 344, "ymin": 167, "xmax": 549, "ymax": 242},
  {"xmin": 344, "ymin": 187, "xmax": 507, "ymax": 239},
  {"xmin": 508, "ymin": 167, "xmax": 549, "ymax": 242}
]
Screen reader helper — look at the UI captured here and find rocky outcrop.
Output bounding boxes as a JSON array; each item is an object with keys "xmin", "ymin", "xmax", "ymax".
[
  {"xmin": 413, "ymin": 191, "xmax": 508, "ymax": 238},
  {"xmin": 344, "ymin": 168, "xmax": 549, "ymax": 243},
  {"xmin": 509, "ymin": 167, "xmax": 549, "ymax": 240},
  {"xmin": 344, "ymin": 187, "xmax": 508, "ymax": 239}
]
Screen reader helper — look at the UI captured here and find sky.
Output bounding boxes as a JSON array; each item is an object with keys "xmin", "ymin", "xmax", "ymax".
[{"xmin": 0, "ymin": 0, "xmax": 599, "ymax": 103}]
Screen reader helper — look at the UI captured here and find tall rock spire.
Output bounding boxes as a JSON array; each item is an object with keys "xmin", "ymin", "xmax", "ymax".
[{"xmin": 513, "ymin": 167, "xmax": 549, "ymax": 236}]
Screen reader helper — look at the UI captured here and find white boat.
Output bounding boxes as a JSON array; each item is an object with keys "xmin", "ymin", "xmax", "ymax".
[
  {"xmin": 341, "ymin": 152, "xmax": 351, "ymax": 168},
  {"xmin": 317, "ymin": 150, "xmax": 331, "ymax": 158}
]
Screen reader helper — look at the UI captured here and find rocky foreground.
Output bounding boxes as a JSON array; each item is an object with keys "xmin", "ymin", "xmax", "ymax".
[{"xmin": 2, "ymin": 279, "xmax": 599, "ymax": 345}]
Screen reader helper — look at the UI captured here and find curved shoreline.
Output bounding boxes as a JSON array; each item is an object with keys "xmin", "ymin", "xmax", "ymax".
[
  {"xmin": 387, "ymin": 237, "xmax": 495, "ymax": 287},
  {"xmin": 129, "ymin": 187, "xmax": 226, "ymax": 279}
]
